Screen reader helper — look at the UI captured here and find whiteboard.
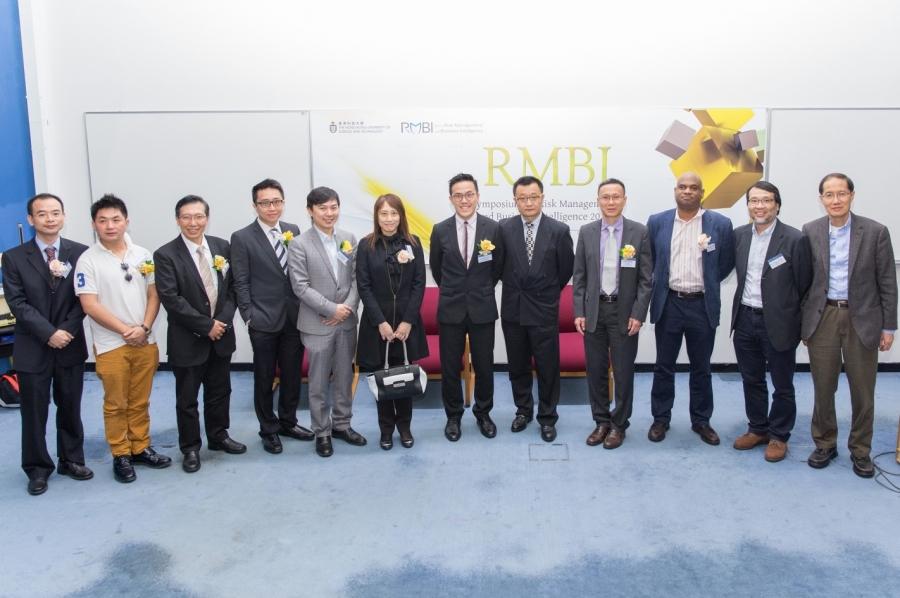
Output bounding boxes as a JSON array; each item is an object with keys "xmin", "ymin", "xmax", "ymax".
[{"xmin": 85, "ymin": 111, "xmax": 313, "ymax": 363}]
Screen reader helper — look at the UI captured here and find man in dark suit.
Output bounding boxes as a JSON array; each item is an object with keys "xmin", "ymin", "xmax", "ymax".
[
  {"xmin": 154, "ymin": 195, "xmax": 247, "ymax": 473},
  {"xmin": 730, "ymin": 181, "xmax": 812, "ymax": 462},
  {"xmin": 573, "ymin": 178, "xmax": 652, "ymax": 449},
  {"xmin": 500, "ymin": 176, "xmax": 574, "ymax": 442},
  {"xmin": 2, "ymin": 193, "xmax": 91, "ymax": 495},
  {"xmin": 231, "ymin": 178, "xmax": 313, "ymax": 455},
  {"xmin": 647, "ymin": 172, "xmax": 735, "ymax": 445},
  {"xmin": 429, "ymin": 173, "xmax": 504, "ymax": 441},
  {"xmin": 802, "ymin": 172, "xmax": 897, "ymax": 478}
]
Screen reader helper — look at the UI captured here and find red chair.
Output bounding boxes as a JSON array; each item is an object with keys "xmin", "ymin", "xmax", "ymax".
[
  {"xmin": 558, "ymin": 285, "xmax": 613, "ymax": 392},
  {"xmin": 418, "ymin": 286, "xmax": 473, "ymax": 405}
]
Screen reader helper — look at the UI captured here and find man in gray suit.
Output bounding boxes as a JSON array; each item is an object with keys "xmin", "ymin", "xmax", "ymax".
[
  {"xmin": 288, "ymin": 186, "xmax": 365, "ymax": 458},
  {"xmin": 802, "ymin": 173, "xmax": 897, "ymax": 478},
  {"xmin": 573, "ymin": 178, "xmax": 652, "ymax": 449}
]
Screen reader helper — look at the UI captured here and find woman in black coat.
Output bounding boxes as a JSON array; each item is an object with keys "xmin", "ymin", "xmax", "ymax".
[{"xmin": 356, "ymin": 193, "xmax": 428, "ymax": 450}]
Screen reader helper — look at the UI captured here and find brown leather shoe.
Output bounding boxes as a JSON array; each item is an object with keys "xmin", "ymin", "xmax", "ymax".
[
  {"xmin": 733, "ymin": 431, "xmax": 769, "ymax": 450},
  {"xmin": 764, "ymin": 439, "xmax": 787, "ymax": 462},
  {"xmin": 603, "ymin": 428, "xmax": 625, "ymax": 450},
  {"xmin": 648, "ymin": 421, "xmax": 669, "ymax": 442},
  {"xmin": 586, "ymin": 424, "xmax": 611, "ymax": 446},
  {"xmin": 691, "ymin": 423, "xmax": 720, "ymax": 446}
]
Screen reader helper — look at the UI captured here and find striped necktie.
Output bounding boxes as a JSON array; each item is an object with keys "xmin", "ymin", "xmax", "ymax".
[{"xmin": 270, "ymin": 228, "xmax": 288, "ymax": 274}]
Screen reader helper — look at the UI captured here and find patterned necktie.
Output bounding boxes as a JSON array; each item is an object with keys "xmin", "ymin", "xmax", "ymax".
[
  {"xmin": 270, "ymin": 228, "xmax": 288, "ymax": 274},
  {"xmin": 601, "ymin": 227, "xmax": 618, "ymax": 295},
  {"xmin": 197, "ymin": 246, "xmax": 217, "ymax": 316},
  {"xmin": 460, "ymin": 220, "xmax": 469, "ymax": 265},
  {"xmin": 525, "ymin": 222, "xmax": 535, "ymax": 265},
  {"xmin": 45, "ymin": 246, "xmax": 58, "ymax": 286}
]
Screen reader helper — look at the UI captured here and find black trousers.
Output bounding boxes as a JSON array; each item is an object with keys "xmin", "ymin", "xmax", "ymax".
[
  {"xmin": 501, "ymin": 319, "xmax": 560, "ymax": 427},
  {"xmin": 19, "ymin": 362, "xmax": 85, "ymax": 480},
  {"xmin": 172, "ymin": 349, "xmax": 233, "ymax": 453},
  {"xmin": 732, "ymin": 305, "xmax": 797, "ymax": 441},
  {"xmin": 249, "ymin": 322, "xmax": 304, "ymax": 435},
  {"xmin": 585, "ymin": 301, "xmax": 639, "ymax": 431},
  {"xmin": 439, "ymin": 318, "xmax": 494, "ymax": 421}
]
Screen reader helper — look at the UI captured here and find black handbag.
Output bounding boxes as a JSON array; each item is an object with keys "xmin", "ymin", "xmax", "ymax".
[{"xmin": 366, "ymin": 340, "xmax": 427, "ymax": 401}]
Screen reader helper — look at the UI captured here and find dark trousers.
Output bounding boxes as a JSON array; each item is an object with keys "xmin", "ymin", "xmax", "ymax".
[
  {"xmin": 249, "ymin": 322, "xmax": 304, "ymax": 435},
  {"xmin": 650, "ymin": 293, "xmax": 716, "ymax": 425},
  {"xmin": 585, "ymin": 301, "xmax": 639, "ymax": 431},
  {"xmin": 732, "ymin": 305, "xmax": 797, "ymax": 441},
  {"xmin": 501, "ymin": 319, "xmax": 560, "ymax": 427},
  {"xmin": 172, "ymin": 350, "xmax": 232, "ymax": 453},
  {"xmin": 19, "ymin": 363, "xmax": 86, "ymax": 480},
  {"xmin": 377, "ymin": 399, "xmax": 413, "ymax": 435},
  {"xmin": 439, "ymin": 318, "xmax": 494, "ymax": 421}
]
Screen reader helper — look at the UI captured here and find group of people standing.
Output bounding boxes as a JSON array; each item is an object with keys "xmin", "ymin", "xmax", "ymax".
[{"xmin": 2, "ymin": 170, "xmax": 895, "ymax": 497}]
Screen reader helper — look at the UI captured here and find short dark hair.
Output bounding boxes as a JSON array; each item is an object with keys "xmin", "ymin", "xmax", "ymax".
[
  {"xmin": 597, "ymin": 178, "xmax": 626, "ymax": 195},
  {"xmin": 818, "ymin": 172, "xmax": 854, "ymax": 194},
  {"xmin": 448, "ymin": 173, "xmax": 479, "ymax": 195},
  {"xmin": 307, "ymin": 186, "xmax": 340, "ymax": 209},
  {"xmin": 91, "ymin": 194, "xmax": 128, "ymax": 220},
  {"xmin": 252, "ymin": 178, "xmax": 285, "ymax": 203},
  {"xmin": 746, "ymin": 180, "xmax": 782, "ymax": 214},
  {"xmin": 513, "ymin": 175, "xmax": 543, "ymax": 194},
  {"xmin": 175, "ymin": 194, "xmax": 210, "ymax": 218},
  {"xmin": 27, "ymin": 193, "xmax": 64, "ymax": 216}
]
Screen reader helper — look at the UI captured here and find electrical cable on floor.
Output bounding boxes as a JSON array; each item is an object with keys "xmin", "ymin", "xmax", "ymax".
[{"xmin": 872, "ymin": 452, "xmax": 900, "ymax": 494}]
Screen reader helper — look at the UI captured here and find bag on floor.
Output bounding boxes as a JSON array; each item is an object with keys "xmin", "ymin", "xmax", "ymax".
[
  {"xmin": 366, "ymin": 340, "xmax": 426, "ymax": 401},
  {"xmin": 0, "ymin": 370, "xmax": 21, "ymax": 408}
]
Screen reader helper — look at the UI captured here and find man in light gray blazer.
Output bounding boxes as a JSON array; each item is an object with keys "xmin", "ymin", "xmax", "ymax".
[
  {"xmin": 573, "ymin": 178, "xmax": 652, "ymax": 449},
  {"xmin": 288, "ymin": 186, "xmax": 365, "ymax": 458},
  {"xmin": 802, "ymin": 173, "xmax": 897, "ymax": 478}
]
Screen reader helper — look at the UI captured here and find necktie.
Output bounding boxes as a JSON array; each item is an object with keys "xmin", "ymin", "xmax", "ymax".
[
  {"xmin": 270, "ymin": 228, "xmax": 288, "ymax": 274},
  {"xmin": 197, "ymin": 246, "xmax": 217, "ymax": 316},
  {"xmin": 45, "ymin": 246, "xmax": 58, "ymax": 287},
  {"xmin": 460, "ymin": 220, "xmax": 469, "ymax": 265},
  {"xmin": 601, "ymin": 227, "xmax": 618, "ymax": 295},
  {"xmin": 525, "ymin": 222, "xmax": 535, "ymax": 265}
]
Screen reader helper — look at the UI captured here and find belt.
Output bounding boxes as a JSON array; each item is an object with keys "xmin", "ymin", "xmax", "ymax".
[
  {"xmin": 826, "ymin": 299, "xmax": 849, "ymax": 308},
  {"xmin": 741, "ymin": 304, "xmax": 764, "ymax": 315},
  {"xmin": 669, "ymin": 288, "xmax": 704, "ymax": 299},
  {"xmin": 599, "ymin": 294, "xmax": 618, "ymax": 303}
]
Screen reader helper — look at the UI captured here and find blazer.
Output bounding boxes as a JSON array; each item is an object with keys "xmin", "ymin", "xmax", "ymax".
[
  {"xmin": 499, "ymin": 214, "xmax": 574, "ymax": 326},
  {"xmin": 1, "ymin": 238, "xmax": 88, "ymax": 373},
  {"xmin": 153, "ymin": 235, "xmax": 237, "ymax": 367},
  {"xmin": 429, "ymin": 213, "xmax": 504, "ymax": 325},
  {"xmin": 288, "ymin": 227, "xmax": 360, "ymax": 335},
  {"xmin": 573, "ymin": 217, "xmax": 652, "ymax": 334},
  {"xmin": 801, "ymin": 213, "xmax": 898, "ymax": 350},
  {"xmin": 647, "ymin": 208, "xmax": 735, "ymax": 328},
  {"xmin": 230, "ymin": 220, "xmax": 301, "ymax": 333},
  {"xmin": 730, "ymin": 220, "xmax": 812, "ymax": 352}
]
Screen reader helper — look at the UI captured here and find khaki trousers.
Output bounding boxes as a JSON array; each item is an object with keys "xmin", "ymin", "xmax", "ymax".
[{"xmin": 95, "ymin": 344, "xmax": 159, "ymax": 457}]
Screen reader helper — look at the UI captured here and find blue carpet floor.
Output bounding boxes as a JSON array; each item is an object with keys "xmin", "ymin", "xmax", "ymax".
[{"xmin": 1, "ymin": 372, "xmax": 898, "ymax": 598}]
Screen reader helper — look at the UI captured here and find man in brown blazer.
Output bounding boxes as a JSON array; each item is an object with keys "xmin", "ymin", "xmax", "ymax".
[{"xmin": 801, "ymin": 173, "xmax": 897, "ymax": 478}]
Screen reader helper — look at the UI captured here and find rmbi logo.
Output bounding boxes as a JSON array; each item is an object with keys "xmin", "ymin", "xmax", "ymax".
[{"xmin": 400, "ymin": 122, "xmax": 433, "ymax": 134}]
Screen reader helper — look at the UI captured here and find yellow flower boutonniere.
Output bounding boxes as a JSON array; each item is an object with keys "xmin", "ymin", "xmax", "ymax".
[
  {"xmin": 281, "ymin": 231, "xmax": 294, "ymax": 247},
  {"xmin": 212, "ymin": 255, "xmax": 229, "ymax": 272},
  {"xmin": 620, "ymin": 245, "xmax": 636, "ymax": 260},
  {"xmin": 478, "ymin": 239, "xmax": 495, "ymax": 255},
  {"xmin": 137, "ymin": 260, "xmax": 155, "ymax": 277},
  {"xmin": 339, "ymin": 240, "xmax": 353, "ymax": 255}
]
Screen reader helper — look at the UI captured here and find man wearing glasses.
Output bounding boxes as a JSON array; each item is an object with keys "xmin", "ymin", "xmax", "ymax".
[
  {"xmin": 730, "ymin": 182, "xmax": 811, "ymax": 462},
  {"xmin": 801, "ymin": 173, "xmax": 897, "ymax": 478},
  {"xmin": 231, "ymin": 178, "xmax": 312, "ymax": 455},
  {"xmin": 75, "ymin": 194, "xmax": 171, "ymax": 483}
]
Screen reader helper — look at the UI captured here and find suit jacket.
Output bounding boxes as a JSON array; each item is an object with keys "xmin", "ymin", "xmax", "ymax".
[
  {"xmin": 230, "ymin": 220, "xmax": 301, "ymax": 333},
  {"xmin": 429, "ymin": 213, "xmax": 504, "ymax": 325},
  {"xmin": 730, "ymin": 220, "xmax": 812, "ymax": 352},
  {"xmin": 801, "ymin": 213, "xmax": 898, "ymax": 350},
  {"xmin": 1, "ymin": 238, "xmax": 88, "ymax": 373},
  {"xmin": 573, "ymin": 217, "xmax": 652, "ymax": 334},
  {"xmin": 153, "ymin": 235, "xmax": 237, "ymax": 367},
  {"xmin": 647, "ymin": 208, "xmax": 735, "ymax": 328},
  {"xmin": 288, "ymin": 227, "xmax": 359, "ymax": 335},
  {"xmin": 499, "ymin": 214, "xmax": 574, "ymax": 326}
]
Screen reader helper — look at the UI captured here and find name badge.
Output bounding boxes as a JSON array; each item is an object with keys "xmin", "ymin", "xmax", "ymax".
[
  {"xmin": 621, "ymin": 259, "xmax": 636, "ymax": 268},
  {"xmin": 405, "ymin": 244, "xmax": 413, "ymax": 254},
  {"xmin": 768, "ymin": 254, "xmax": 787, "ymax": 269},
  {"xmin": 336, "ymin": 252, "xmax": 349, "ymax": 265},
  {"xmin": 477, "ymin": 253, "xmax": 493, "ymax": 263},
  {"xmin": 705, "ymin": 243, "xmax": 716, "ymax": 252}
]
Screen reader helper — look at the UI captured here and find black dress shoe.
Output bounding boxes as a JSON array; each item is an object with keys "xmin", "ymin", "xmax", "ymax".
[
  {"xmin": 852, "ymin": 455, "xmax": 875, "ymax": 478},
  {"xmin": 208, "ymin": 436, "xmax": 247, "ymax": 454},
  {"xmin": 113, "ymin": 456, "xmax": 136, "ymax": 483},
  {"xmin": 540, "ymin": 425, "xmax": 557, "ymax": 442},
  {"xmin": 261, "ymin": 433, "xmax": 283, "ymax": 454},
  {"xmin": 316, "ymin": 436, "xmax": 334, "ymax": 457},
  {"xmin": 333, "ymin": 427, "xmax": 367, "ymax": 446},
  {"xmin": 511, "ymin": 414, "xmax": 530, "ymax": 433},
  {"xmin": 477, "ymin": 416, "xmax": 497, "ymax": 439},
  {"xmin": 380, "ymin": 433, "xmax": 393, "ymax": 451},
  {"xmin": 182, "ymin": 450, "xmax": 201, "ymax": 473},
  {"xmin": 691, "ymin": 423, "xmax": 721, "ymax": 446},
  {"xmin": 444, "ymin": 419, "xmax": 461, "ymax": 442},
  {"xmin": 27, "ymin": 477, "xmax": 48, "ymax": 496},
  {"xmin": 132, "ymin": 447, "xmax": 172, "ymax": 468},
  {"xmin": 808, "ymin": 446, "xmax": 838, "ymax": 469},
  {"xmin": 399, "ymin": 430, "xmax": 414, "ymax": 449},
  {"xmin": 279, "ymin": 424, "xmax": 315, "ymax": 441},
  {"xmin": 647, "ymin": 421, "xmax": 669, "ymax": 442},
  {"xmin": 57, "ymin": 461, "xmax": 94, "ymax": 481}
]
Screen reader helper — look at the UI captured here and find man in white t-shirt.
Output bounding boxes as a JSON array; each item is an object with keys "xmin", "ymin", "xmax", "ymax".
[{"xmin": 75, "ymin": 194, "xmax": 171, "ymax": 483}]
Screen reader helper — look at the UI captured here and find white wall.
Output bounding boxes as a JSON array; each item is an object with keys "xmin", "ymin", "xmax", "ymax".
[{"xmin": 17, "ymin": 0, "xmax": 900, "ymax": 363}]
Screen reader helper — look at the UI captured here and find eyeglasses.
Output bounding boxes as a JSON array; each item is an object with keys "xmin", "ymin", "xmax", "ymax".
[
  {"xmin": 820, "ymin": 191, "xmax": 852, "ymax": 201},
  {"xmin": 451, "ymin": 191, "xmax": 477, "ymax": 201},
  {"xmin": 747, "ymin": 198, "xmax": 775, "ymax": 206},
  {"xmin": 256, "ymin": 199, "xmax": 285, "ymax": 208},
  {"xmin": 178, "ymin": 214, "xmax": 208, "ymax": 222},
  {"xmin": 120, "ymin": 263, "xmax": 133, "ymax": 282},
  {"xmin": 598, "ymin": 194, "xmax": 624, "ymax": 202},
  {"xmin": 515, "ymin": 195, "xmax": 542, "ymax": 204}
]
